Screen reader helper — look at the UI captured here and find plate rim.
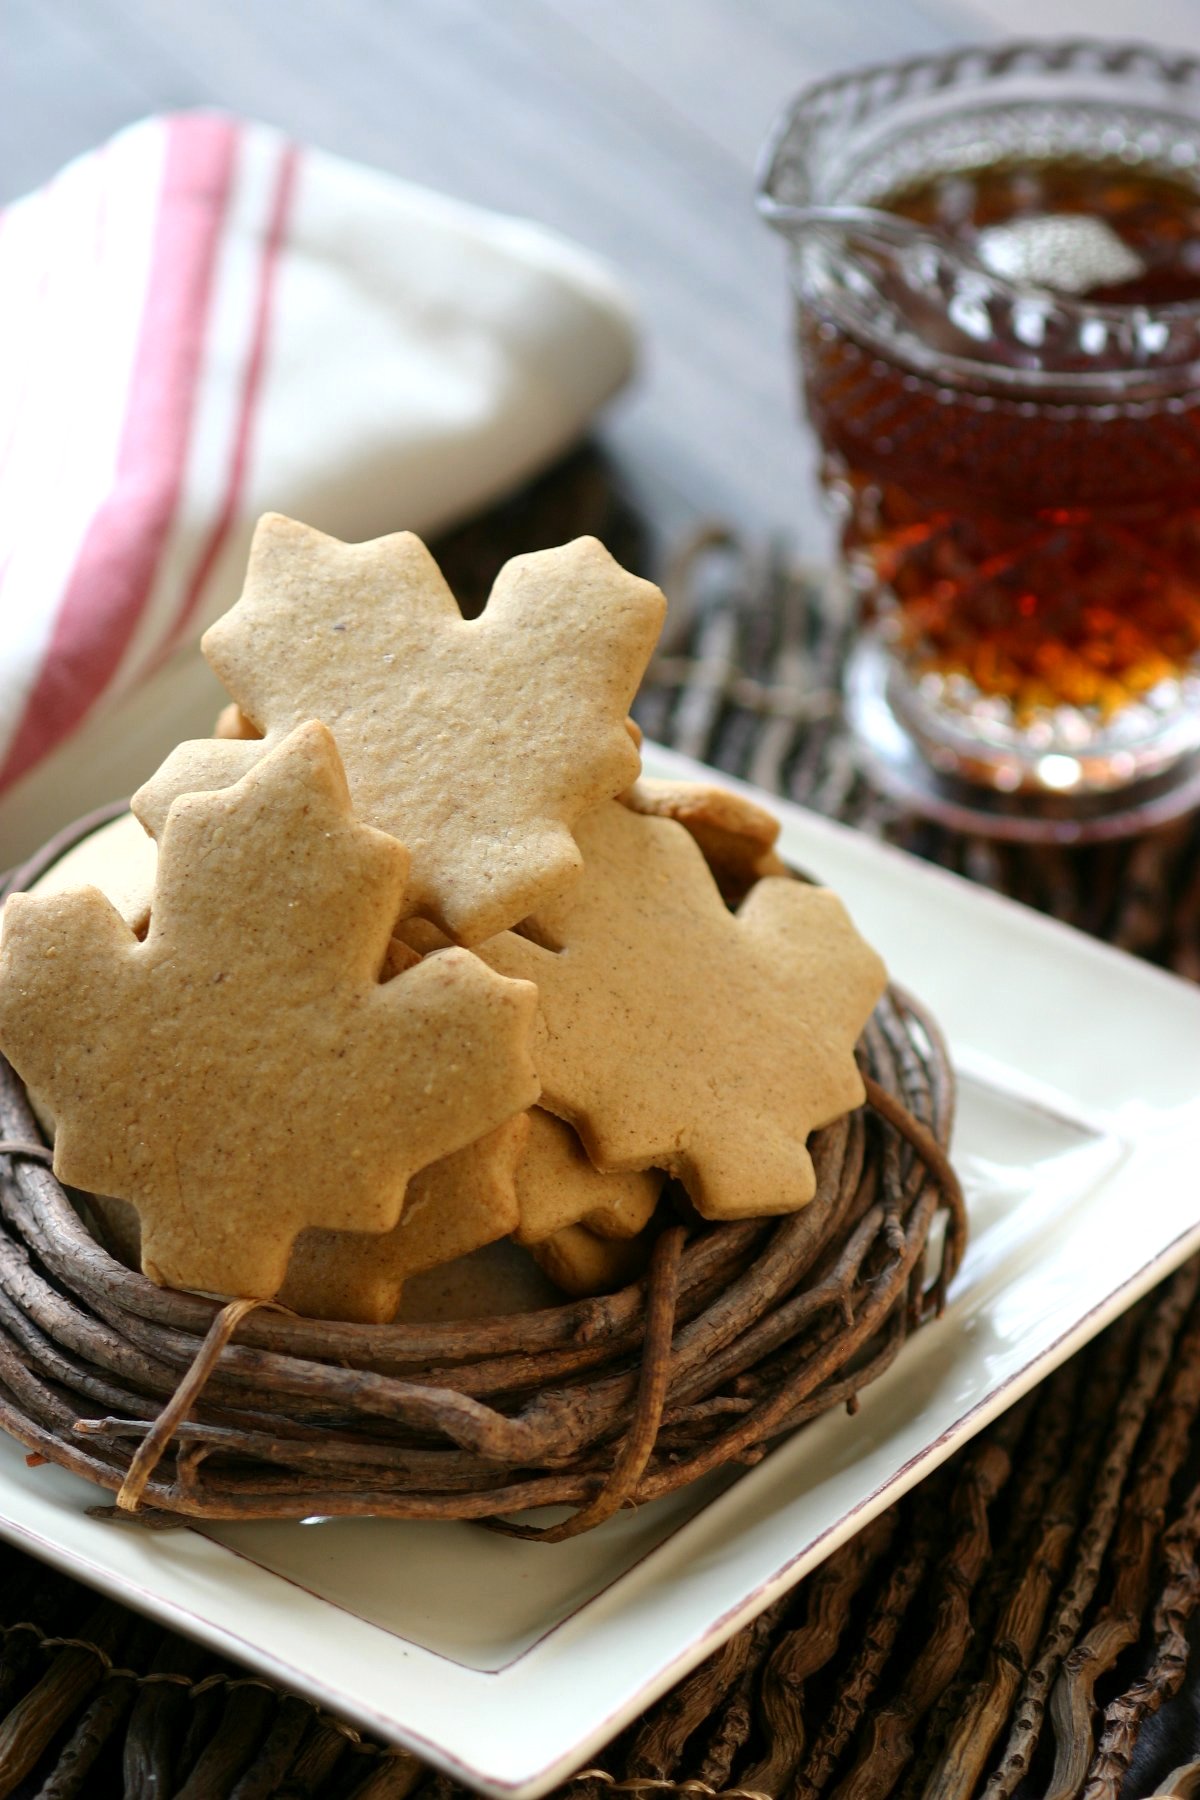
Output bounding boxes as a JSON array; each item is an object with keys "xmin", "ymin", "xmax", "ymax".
[{"xmin": 0, "ymin": 741, "xmax": 1198, "ymax": 1797}]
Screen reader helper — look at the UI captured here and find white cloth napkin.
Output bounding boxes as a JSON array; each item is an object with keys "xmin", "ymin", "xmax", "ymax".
[{"xmin": 0, "ymin": 112, "xmax": 637, "ymax": 867}]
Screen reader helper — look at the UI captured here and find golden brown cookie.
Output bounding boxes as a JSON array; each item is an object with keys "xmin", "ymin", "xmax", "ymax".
[
  {"xmin": 530, "ymin": 1223, "xmax": 652, "ymax": 1298},
  {"xmin": 0, "ymin": 720, "xmax": 540, "ymax": 1299},
  {"xmin": 620, "ymin": 776, "xmax": 783, "ymax": 900},
  {"xmin": 15, "ymin": 811, "xmax": 157, "ymax": 937},
  {"xmin": 133, "ymin": 515, "xmax": 666, "ymax": 944},
  {"xmin": 479, "ymin": 801, "xmax": 886, "ymax": 1220},
  {"xmin": 514, "ymin": 1108, "xmax": 662, "ymax": 1245},
  {"xmin": 394, "ymin": 917, "xmax": 454, "ymax": 958},
  {"xmin": 279, "ymin": 1116, "xmax": 529, "ymax": 1323},
  {"xmin": 397, "ymin": 1239, "xmax": 561, "ymax": 1322},
  {"xmin": 382, "ymin": 934, "xmax": 423, "ymax": 979},
  {"xmin": 214, "ymin": 702, "xmax": 261, "ymax": 741}
]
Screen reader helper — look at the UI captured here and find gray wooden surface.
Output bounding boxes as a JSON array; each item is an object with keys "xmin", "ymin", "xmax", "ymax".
[{"xmin": 3, "ymin": 1, "xmax": 1200, "ymax": 550}]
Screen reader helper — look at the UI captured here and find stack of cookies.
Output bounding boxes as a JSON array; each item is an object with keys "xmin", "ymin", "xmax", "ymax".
[{"xmin": 0, "ymin": 517, "xmax": 887, "ymax": 1324}]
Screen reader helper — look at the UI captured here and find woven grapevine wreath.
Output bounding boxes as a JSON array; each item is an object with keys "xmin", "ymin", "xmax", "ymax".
[{"xmin": 0, "ymin": 807, "xmax": 965, "ymax": 1541}]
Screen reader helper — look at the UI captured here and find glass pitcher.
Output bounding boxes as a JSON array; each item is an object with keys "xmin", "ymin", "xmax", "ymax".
[{"xmin": 758, "ymin": 38, "xmax": 1200, "ymax": 842}]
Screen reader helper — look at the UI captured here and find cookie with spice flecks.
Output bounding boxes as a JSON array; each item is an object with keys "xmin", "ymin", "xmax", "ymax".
[
  {"xmin": 0, "ymin": 721, "xmax": 540, "ymax": 1298},
  {"xmin": 529, "ymin": 1221, "xmax": 653, "ymax": 1298},
  {"xmin": 514, "ymin": 1108, "xmax": 662, "ymax": 1245},
  {"xmin": 134, "ymin": 515, "xmax": 666, "ymax": 943},
  {"xmin": 620, "ymin": 775, "xmax": 786, "ymax": 901},
  {"xmin": 478, "ymin": 800, "xmax": 886, "ymax": 1221},
  {"xmin": 279, "ymin": 1115, "xmax": 530, "ymax": 1323}
]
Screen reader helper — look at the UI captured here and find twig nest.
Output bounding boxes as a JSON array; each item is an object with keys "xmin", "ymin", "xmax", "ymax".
[{"xmin": 0, "ymin": 814, "xmax": 963, "ymax": 1539}]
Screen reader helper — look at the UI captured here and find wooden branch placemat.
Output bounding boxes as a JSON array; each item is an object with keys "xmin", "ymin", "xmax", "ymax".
[{"xmin": 2, "ymin": 485, "xmax": 1200, "ymax": 1799}]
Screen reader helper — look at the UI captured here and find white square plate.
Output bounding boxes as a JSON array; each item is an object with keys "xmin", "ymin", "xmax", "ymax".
[{"xmin": 2, "ymin": 741, "xmax": 1199, "ymax": 1798}]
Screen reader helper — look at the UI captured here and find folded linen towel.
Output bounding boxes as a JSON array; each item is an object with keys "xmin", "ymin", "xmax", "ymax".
[{"xmin": 0, "ymin": 112, "xmax": 636, "ymax": 867}]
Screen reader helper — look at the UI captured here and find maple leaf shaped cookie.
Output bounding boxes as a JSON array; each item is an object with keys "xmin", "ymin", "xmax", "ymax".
[
  {"xmin": 133, "ymin": 515, "xmax": 667, "ymax": 944},
  {"xmin": 514, "ymin": 1109, "xmax": 662, "ymax": 1245},
  {"xmin": 531, "ymin": 1222, "xmax": 653, "ymax": 1298},
  {"xmin": 478, "ymin": 802, "xmax": 887, "ymax": 1219},
  {"xmin": 0, "ymin": 721, "xmax": 540, "ymax": 1299},
  {"xmin": 278, "ymin": 1115, "xmax": 529, "ymax": 1323},
  {"xmin": 78, "ymin": 1118, "xmax": 530, "ymax": 1325},
  {"xmin": 619, "ymin": 776, "xmax": 787, "ymax": 900}
]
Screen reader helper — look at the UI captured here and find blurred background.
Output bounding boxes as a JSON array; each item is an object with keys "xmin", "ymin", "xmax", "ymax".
[{"xmin": 10, "ymin": 0, "xmax": 1200, "ymax": 568}]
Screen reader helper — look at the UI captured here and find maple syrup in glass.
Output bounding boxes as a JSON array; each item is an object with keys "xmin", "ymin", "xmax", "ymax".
[{"xmin": 759, "ymin": 40, "xmax": 1200, "ymax": 840}]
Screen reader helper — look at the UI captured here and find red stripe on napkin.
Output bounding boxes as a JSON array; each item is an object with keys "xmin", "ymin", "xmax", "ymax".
[
  {"xmin": 167, "ymin": 140, "xmax": 300, "ymax": 654},
  {"xmin": 0, "ymin": 114, "xmax": 238, "ymax": 796}
]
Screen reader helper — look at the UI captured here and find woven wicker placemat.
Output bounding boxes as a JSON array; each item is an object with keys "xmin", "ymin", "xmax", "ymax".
[{"xmin": 2, "ymin": 478, "xmax": 1200, "ymax": 1800}]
